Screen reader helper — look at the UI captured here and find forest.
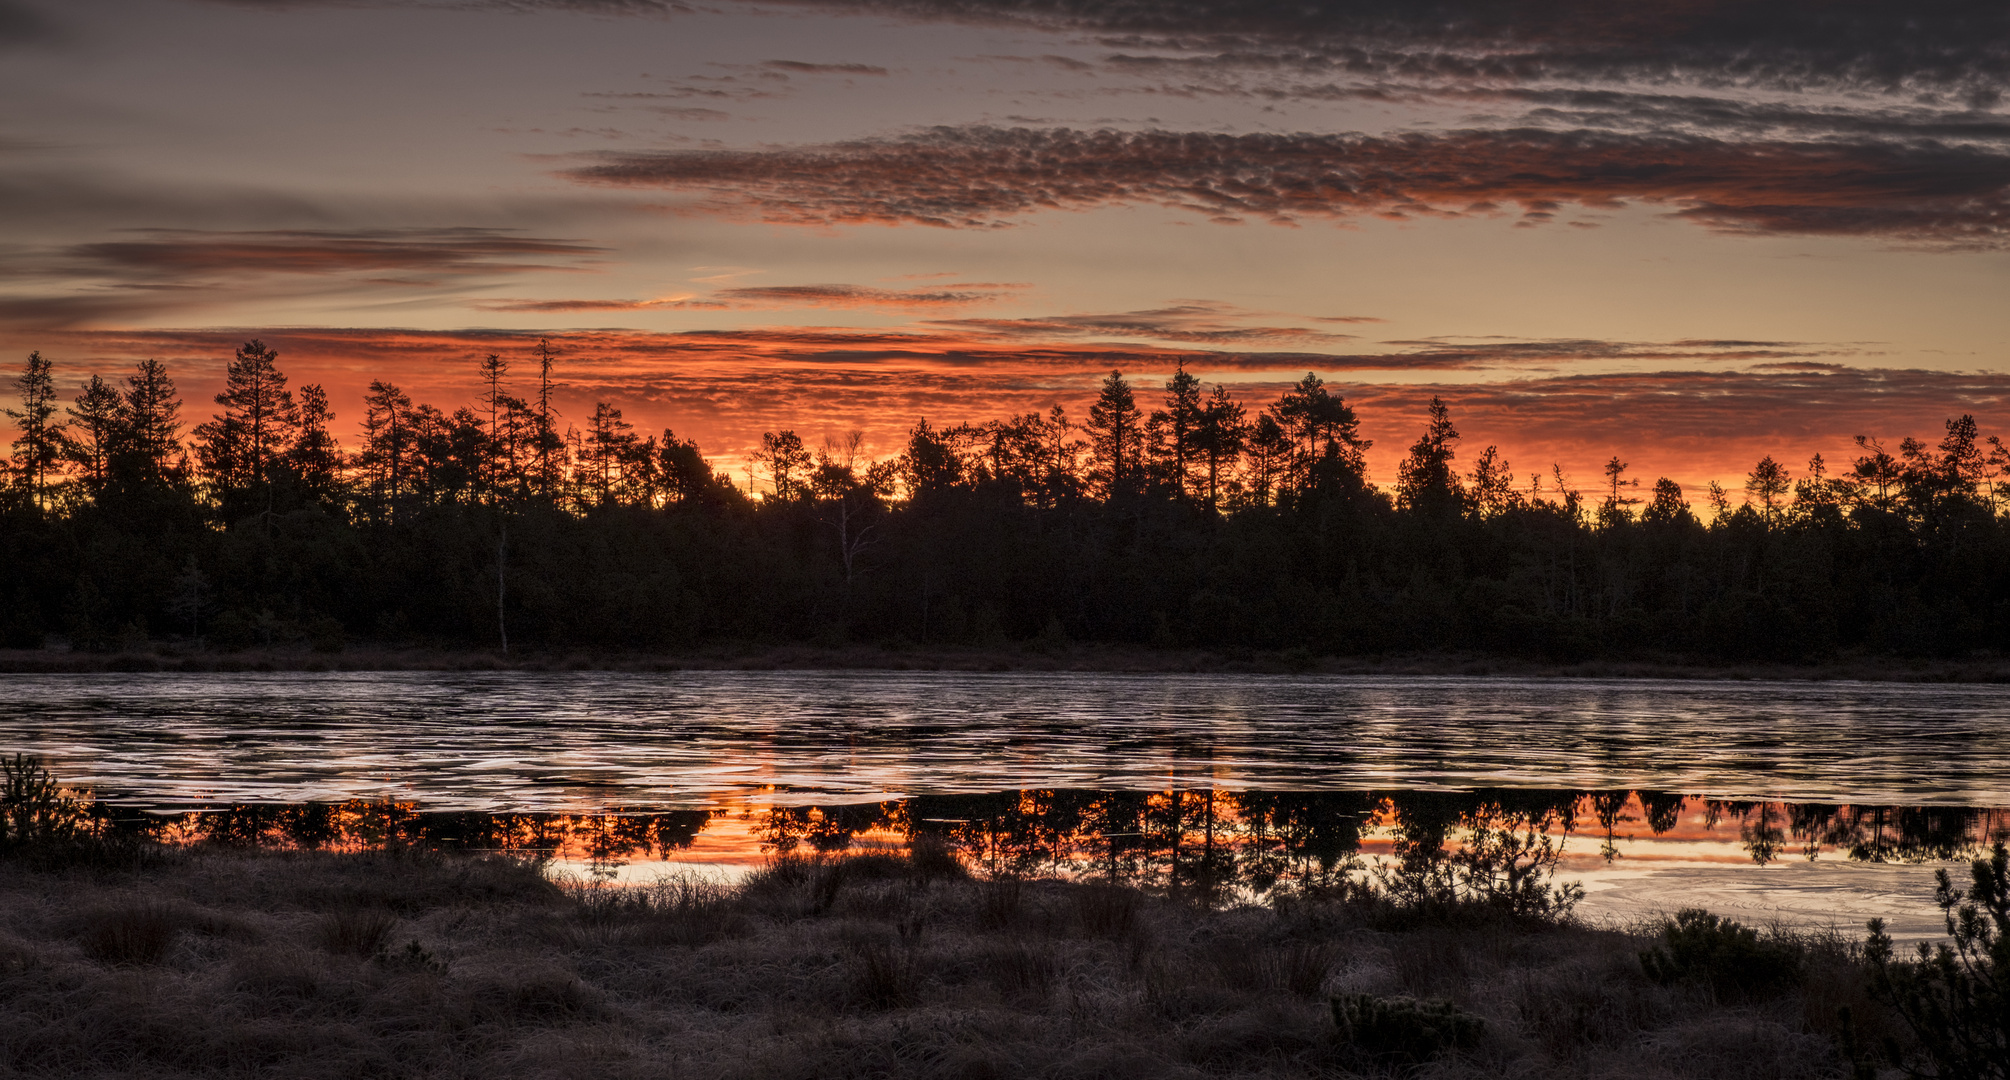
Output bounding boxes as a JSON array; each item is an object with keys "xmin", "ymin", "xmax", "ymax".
[{"xmin": 4, "ymin": 340, "xmax": 2009, "ymax": 662}]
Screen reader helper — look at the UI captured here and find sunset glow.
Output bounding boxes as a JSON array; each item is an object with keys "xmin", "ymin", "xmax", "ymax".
[{"xmin": 4, "ymin": 0, "xmax": 2006, "ymax": 490}]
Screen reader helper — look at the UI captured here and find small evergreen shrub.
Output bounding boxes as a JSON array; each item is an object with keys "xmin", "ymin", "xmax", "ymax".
[
  {"xmin": 1331, "ymin": 992, "xmax": 1485, "ymax": 1063},
  {"xmin": 1863, "ymin": 842, "xmax": 2009, "ymax": 1080},
  {"xmin": 1640, "ymin": 908, "xmax": 1803, "ymax": 997}
]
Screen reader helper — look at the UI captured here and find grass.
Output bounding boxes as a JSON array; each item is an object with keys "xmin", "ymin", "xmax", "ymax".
[{"xmin": 0, "ymin": 844, "xmax": 1897, "ymax": 1079}]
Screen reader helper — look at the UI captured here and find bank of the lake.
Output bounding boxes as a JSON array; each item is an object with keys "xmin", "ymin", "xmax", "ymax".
[
  {"xmin": 0, "ymin": 846, "xmax": 1885, "ymax": 1080},
  {"xmin": 7, "ymin": 643, "xmax": 2010, "ymax": 683}
]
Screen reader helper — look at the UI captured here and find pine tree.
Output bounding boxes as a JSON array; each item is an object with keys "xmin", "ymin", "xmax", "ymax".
[
  {"xmin": 194, "ymin": 340, "xmax": 297, "ymax": 515},
  {"xmin": 1193, "ymin": 384, "xmax": 1247, "ymax": 510},
  {"xmin": 357, "ymin": 380, "xmax": 414, "ymax": 521},
  {"xmin": 1269, "ymin": 372, "xmax": 1367, "ymax": 499},
  {"xmin": 1395, "ymin": 397, "xmax": 1463, "ymax": 516},
  {"xmin": 65, "ymin": 374, "xmax": 123, "ymax": 496},
  {"xmin": 288, "ymin": 383, "xmax": 344, "ymax": 504},
  {"xmin": 1087, "ymin": 371, "xmax": 1144, "ymax": 499},
  {"xmin": 1745, "ymin": 456, "xmax": 1790, "ymax": 521},
  {"xmin": 6, "ymin": 352, "xmax": 64, "ymax": 511},
  {"xmin": 1152, "ymin": 361, "xmax": 1204, "ymax": 499},
  {"xmin": 115, "ymin": 359, "xmax": 184, "ymax": 492},
  {"xmin": 531, "ymin": 338, "xmax": 565, "ymax": 499},
  {"xmin": 582, "ymin": 401, "xmax": 640, "ymax": 507}
]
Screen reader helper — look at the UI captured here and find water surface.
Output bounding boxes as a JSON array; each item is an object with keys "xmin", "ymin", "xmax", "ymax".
[{"xmin": 4, "ymin": 670, "xmax": 2006, "ymax": 810}]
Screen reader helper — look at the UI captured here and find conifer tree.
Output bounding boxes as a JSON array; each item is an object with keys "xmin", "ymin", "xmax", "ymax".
[
  {"xmin": 6, "ymin": 352, "xmax": 64, "ymax": 511},
  {"xmin": 194, "ymin": 340, "xmax": 296, "ymax": 514},
  {"xmin": 116, "ymin": 358, "xmax": 184, "ymax": 492},
  {"xmin": 1395, "ymin": 396, "xmax": 1463, "ymax": 515},
  {"xmin": 1193, "ymin": 384, "xmax": 1246, "ymax": 510},
  {"xmin": 1152, "ymin": 361, "xmax": 1204, "ymax": 499},
  {"xmin": 1087, "ymin": 371, "xmax": 1144, "ymax": 499},
  {"xmin": 1269, "ymin": 371, "xmax": 1367, "ymax": 499},
  {"xmin": 288, "ymin": 384, "xmax": 344, "ymax": 504},
  {"xmin": 64, "ymin": 374, "xmax": 123, "ymax": 496}
]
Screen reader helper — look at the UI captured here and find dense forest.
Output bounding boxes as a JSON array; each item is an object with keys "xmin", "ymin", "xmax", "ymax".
[{"xmin": 4, "ymin": 340, "xmax": 2009, "ymax": 662}]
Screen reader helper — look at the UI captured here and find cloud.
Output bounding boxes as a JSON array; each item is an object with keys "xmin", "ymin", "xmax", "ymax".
[
  {"xmin": 184, "ymin": 0, "xmax": 2010, "ymax": 101},
  {"xmin": 0, "ymin": 228, "xmax": 608, "ymax": 329},
  {"xmin": 930, "ymin": 301, "xmax": 1363, "ymax": 345},
  {"xmin": 762, "ymin": 60, "xmax": 890, "ymax": 75},
  {"xmin": 716, "ymin": 282, "xmax": 1023, "ymax": 308},
  {"xmin": 475, "ymin": 296, "xmax": 729, "ymax": 312},
  {"xmin": 761, "ymin": 0, "xmax": 2010, "ymax": 98},
  {"xmin": 567, "ymin": 125, "xmax": 2010, "ymax": 246},
  {"xmin": 66, "ymin": 227, "xmax": 604, "ymax": 281},
  {"xmin": 0, "ymin": 0, "xmax": 54, "ymax": 48}
]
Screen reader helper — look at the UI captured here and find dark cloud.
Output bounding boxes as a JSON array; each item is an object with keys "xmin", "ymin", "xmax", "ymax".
[
  {"xmin": 0, "ymin": 228, "xmax": 607, "ymax": 329},
  {"xmin": 0, "ymin": 0, "xmax": 54, "ymax": 48},
  {"xmin": 66, "ymin": 227, "xmax": 604, "ymax": 281},
  {"xmin": 476, "ymin": 297, "xmax": 729, "ymax": 311},
  {"xmin": 569, "ymin": 125, "xmax": 2010, "ymax": 246},
  {"xmin": 762, "ymin": 60, "xmax": 890, "ymax": 75},
  {"xmin": 717, "ymin": 282, "xmax": 1022, "ymax": 308},
  {"xmin": 761, "ymin": 0, "xmax": 2010, "ymax": 97},
  {"xmin": 930, "ymin": 301, "xmax": 1361, "ymax": 345}
]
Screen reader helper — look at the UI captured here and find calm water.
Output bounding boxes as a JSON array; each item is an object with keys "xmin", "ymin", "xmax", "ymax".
[
  {"xmin": 3, "ymin": 670, "xmax": 2007, "ymax": 810},
  {"xmin": 5, "ymin": 670, "xmax": 2006, "ymax": 938}
]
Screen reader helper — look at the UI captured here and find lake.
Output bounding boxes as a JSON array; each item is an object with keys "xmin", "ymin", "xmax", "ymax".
[{"xmin": 5, "ymin": 670, "xmax": 2006, "ymax": 938}]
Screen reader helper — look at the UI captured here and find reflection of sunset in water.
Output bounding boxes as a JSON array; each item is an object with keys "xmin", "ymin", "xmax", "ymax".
[{"xmin": 95, "ymin": 789, "xmax": 2006, "ymax": 899}]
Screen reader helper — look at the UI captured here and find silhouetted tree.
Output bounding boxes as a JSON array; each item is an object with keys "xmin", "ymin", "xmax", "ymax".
[
  {"xmin": 1087, "ymin": 371, "xmax": 1144, "ymax": 499},
  {"xmin": 6, "ymin": 352, "xmax": 63, "ymax": 511},
  {"xmin": 1395, "ymin": 396, "xmax": 1463, "ymax": 517},
  {"xmin": 1745, "ymin": 456, "xmax": 1790, "ymax": 521},
  {"xmin": 194, "ymin": 340, "xmax": 296, "ymax": 519}
]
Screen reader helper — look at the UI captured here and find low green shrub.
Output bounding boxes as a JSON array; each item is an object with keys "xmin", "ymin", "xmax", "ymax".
[
  {"xmin": 1640, "ymin": 908, "xmax": 1803, "ymax": 997},
  {"xmin": 1331, "ymin": 992, "xmax": 1485, "ymax": 1063}
]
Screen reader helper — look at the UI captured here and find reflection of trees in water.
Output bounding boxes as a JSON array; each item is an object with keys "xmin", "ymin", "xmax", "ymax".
[{"xmin": 85, "ymin": 791, "xmax": 2010, "ymax": 887}]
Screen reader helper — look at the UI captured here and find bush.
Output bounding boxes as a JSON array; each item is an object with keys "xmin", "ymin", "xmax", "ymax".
[
  {"xmin": 1640, "ymin": 908, "xmax": 1803, "ymax": 997},
  {"xmin": 1331, "ymin": 992, "xmax": 1485, "ymax": 1063},
  {"xmin": 1, "ymin": 753, "xmax": 89, "ymax": 852},
  {"xmin": 1863, "ymin": 842, "xmax": 2009, "ymax": 1079}
]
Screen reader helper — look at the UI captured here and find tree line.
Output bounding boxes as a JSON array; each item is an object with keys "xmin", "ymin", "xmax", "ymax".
[{"xmin": 5, "ymin": 341, "xmax": 2009, "ymax": 661}]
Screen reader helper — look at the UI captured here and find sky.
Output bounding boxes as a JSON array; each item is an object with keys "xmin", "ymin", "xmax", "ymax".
[{"xmin": 4, "ymin": 0, "xmax": 2009, "ymax": 493}]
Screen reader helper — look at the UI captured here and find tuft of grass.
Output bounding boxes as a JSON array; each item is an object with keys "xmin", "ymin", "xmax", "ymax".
[
  {"xmin": 1071, "ymin": 883, "xmax": 1139, "ymax": 939},
  {"xmin": 848, "ymin": 941, "xmax": 914, "ymax": 1010},
  {"xmin": 315, "ymin": 907, "xmax": 397, "ymax": 957},
  {"xmin": 79, "ymin": 904, "xmax": 178, "ymax": 965}
]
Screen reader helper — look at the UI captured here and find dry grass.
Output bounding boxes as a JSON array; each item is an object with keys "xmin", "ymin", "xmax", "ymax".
[{"xmin": 0, "ymin": 846, "xmax": 1881, "ymax": 1079}]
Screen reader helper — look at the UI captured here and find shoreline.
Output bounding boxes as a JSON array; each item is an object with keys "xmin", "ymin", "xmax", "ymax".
[
  {"xmin": 4, "ymin": 643, "xmax": 2009, "ymax": 683},
  {"xmin": 0, "ymin": 845, "xmax": 1885, "ymax": 1078}
]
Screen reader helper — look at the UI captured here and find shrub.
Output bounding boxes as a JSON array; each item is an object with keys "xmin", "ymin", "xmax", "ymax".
[
  {"xmin": 1640, "ymin": 908, "xmax": 1803, "ymax": 997},
  {"xmin": 1332, "ymin": 992, "xmax": 1485, "ymax": 1063},
  {"xmin": 1863, "ymin": 841, "xmax": 2009, "ymax": 1079},
  {"xmin": 1, "ymin": 753, "xmax": 89, "ymax": 852}
]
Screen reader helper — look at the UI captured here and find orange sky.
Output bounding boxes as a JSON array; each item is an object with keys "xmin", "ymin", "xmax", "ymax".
[
  {"xmin": 1, "ymin": 0, "xmax": 2006, "ymax": 492},
  {"xmin": 11, "ymin": 326, "xmax": 2004, "ymax": 498}
]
